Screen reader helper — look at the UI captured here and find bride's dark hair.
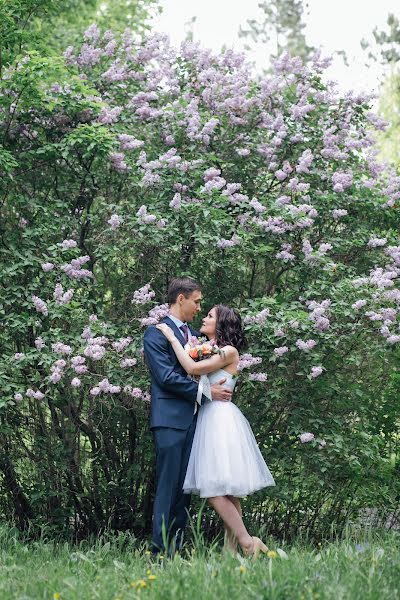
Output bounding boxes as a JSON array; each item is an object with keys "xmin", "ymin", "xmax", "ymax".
[{"xmin": 214, "ymin": 304, "xmax": 248, "ymax": 352}]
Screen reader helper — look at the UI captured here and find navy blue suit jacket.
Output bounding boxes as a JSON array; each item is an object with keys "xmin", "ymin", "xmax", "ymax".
[{"xmin": 143, "ymin": 317, "xmax": 202, "ymax": 430}]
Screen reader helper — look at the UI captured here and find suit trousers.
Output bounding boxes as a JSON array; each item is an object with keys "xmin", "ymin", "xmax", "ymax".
[{"xmin": 152, "ymin": 416, "xmax": 197, "ymax": 553}]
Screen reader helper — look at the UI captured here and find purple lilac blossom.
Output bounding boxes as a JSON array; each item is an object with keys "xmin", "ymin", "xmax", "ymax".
[
  {"xmin": 310, "ymin": 366, "xmax": 323, "ymax": 378},
  {"xmin": 368, "ymin": 237, "xmax": 387, "ymax": 248},
  {"xmin": 217, "ymin": 234, "xmax": 241, "ymax": 249},
  {"xmin": 237, "ymin": 353, "xmax": 262, "ymax": 371},
  {"xmin": 296, "ymin": 339, "xmax": 317, "ymax": 352},
  {"xmin": 248, "ymin": 373, "xmax": 268, "ymax": 382},
  {"xmin": 331, "ymin": 209, "xmax": 348, "ymax": 219},
  {"xmin": 35, "ymin": 337, "xmax": 46, "ymax": 350},
  {"xmin": 132, "ymin": 283, "xmax": 155, "ymax": 304},
  {"xmin": 32, "ymin": 295, "xmax": 48, "ymax": 317},
  {"xmin": 84, "ymin": 344, "xmax": 106, "ymax": 360},
  {"xmin": 52, "ymin": 343, "xmax": 72, "ymax": 355},
  {"xmin": 120, "ymin": 358, "xmax": 137, "ymax": 368},
  {"xmin": 108, "ymin": 214, "xmax": 121, "ymax": 229},
  {"xmin": 299, "ymin": 432, "xmax": 315, "ymax": 443},
  {"xmin": 41, "ymin": 262, "xmax": 54, "ymax": 272},
  {"xmin": 352, "ymin": 299, "xmax": 367, "ymax": 310},
  {"xmin": 274, "ymin": 346, "xmax": 289, "ymax": 357},
  {"xmin": 112, "ymin": 337, "xmax": 132, "ymax": 352},
  {"xmin": 61, "ymin": 239, "xmax": 77, "ymax": 249},
  {"xmin": 244, "ymin": 308, "xmax": 270, "ymax": 325}
]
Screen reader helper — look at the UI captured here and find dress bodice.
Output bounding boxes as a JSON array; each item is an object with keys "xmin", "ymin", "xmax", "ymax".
[{"xmin": 207, "ymin": 369, "xmax": 237, "ymax": 392}]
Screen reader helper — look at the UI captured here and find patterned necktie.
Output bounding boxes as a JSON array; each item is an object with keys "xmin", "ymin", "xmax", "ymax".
[{"xmin": 180, "ymin": 324, "xmax": 189, "ymax": 343}]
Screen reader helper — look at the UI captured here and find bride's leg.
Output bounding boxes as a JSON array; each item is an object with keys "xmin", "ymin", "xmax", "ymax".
[
  {"xmin": 224, "ymin": 496, "xmax": 242, "ymax": 553},
  {"xmin": 208, "ymin": 496, "xmax": 253, "ymax": 554}
]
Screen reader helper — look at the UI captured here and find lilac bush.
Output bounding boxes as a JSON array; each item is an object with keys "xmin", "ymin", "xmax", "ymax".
[{"xmin": 0, "ymin": 27, "xmax": 399, "ymax": 538}]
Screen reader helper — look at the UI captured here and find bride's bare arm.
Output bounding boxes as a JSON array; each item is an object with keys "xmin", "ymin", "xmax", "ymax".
[{"xmin": 156, "ymin": 324, "xmax": 238, "ymax": 375}]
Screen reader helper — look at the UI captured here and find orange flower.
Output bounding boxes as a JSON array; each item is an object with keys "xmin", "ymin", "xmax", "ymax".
[
  {"xmin": 189, "ymin": 347, "xmax": 199, "ymax": 359},
  {"xmin": 201, "ymin": 344, "xmax": 213, "ymax": 355}
]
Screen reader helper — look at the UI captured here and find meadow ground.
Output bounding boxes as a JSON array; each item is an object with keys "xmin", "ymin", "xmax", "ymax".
[{"xmin": 0, "ymin": 526, "xmax": 399, "ymax": 600}]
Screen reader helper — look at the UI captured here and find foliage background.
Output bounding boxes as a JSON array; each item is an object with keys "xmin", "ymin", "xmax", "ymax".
[{"xmin": 0, "ymin": 0, "xmax": 399, "ymax": 542}]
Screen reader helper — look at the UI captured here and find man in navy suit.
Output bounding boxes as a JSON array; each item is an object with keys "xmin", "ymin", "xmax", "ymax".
[{"xmin": 143, "ymin": 277, "xmax": 232, "ymax": 554}]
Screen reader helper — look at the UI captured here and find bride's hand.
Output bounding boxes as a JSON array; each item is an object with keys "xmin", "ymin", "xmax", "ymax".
[{"xmin": 156, "ymin": 324, "xmax": 176, "ymax": 342}]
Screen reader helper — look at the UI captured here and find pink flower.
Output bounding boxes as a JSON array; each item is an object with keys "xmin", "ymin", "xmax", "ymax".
[
  {"xmin": 14, "ymin": 353, "xmax": 25, "ymax": 360},
  {"xmin": 14, "ymin": 393, "xmax": 23, "ymax": 402},
  {"xmin": 71, "ymin": 378, "xmax": 81, "ymax": 387}
]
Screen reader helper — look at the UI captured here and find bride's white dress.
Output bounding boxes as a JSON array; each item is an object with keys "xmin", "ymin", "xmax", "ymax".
[{"xmin": 183, "ymin": 369, "xmax": 276, "ymax": 498}]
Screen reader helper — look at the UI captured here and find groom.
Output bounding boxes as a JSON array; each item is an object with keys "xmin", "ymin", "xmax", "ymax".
[{"xmin": 143, "ymin": 276, "xmax": 232, "ymax": 554}]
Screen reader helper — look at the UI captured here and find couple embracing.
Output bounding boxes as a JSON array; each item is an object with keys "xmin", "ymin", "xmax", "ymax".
[{"xmin": 143, "ymin": 277, "xmax": 275, "ymax": 557}]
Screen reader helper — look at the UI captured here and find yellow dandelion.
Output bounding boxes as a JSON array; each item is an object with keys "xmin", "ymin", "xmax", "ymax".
[
  {"xmin": 148, "ymin": 574, "xmax": 157, "ymax": 581},
  {"xmin": 144, "ymin": 550, "xmax": 151, "ymax": 556},
  {"xmin": 146, "ymin": 569, "xmax": 152, "ymax": 576},
  {"xmin": 53, "ymin": 594, "xmax": 61, "ymax": 600},
  {"xmin": 159, "ymin": 555, "xmax": 164, "ymax": 560},
  {"xmin": 267, "ymin": 550, "xmax": 278, "ymax": 559},
  {"xmin": 239, "ymin": 565, "xmax": 247, "ymax": 574}
]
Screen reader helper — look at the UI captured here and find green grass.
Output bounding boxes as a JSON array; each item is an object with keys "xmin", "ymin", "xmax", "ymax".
[{"xmin": 0, "ymin": 526, "xmax": 399, "ymax": 599}]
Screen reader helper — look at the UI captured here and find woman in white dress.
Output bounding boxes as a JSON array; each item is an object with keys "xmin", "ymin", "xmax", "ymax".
[{"xmin": 156, "ymin": 304, "xmax": 275, "ymax": 556}]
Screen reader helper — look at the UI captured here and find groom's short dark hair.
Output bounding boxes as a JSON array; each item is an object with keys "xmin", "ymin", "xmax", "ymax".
[{"xmin": 168, "ymin": 277, "xmax": 202, "ymax": 305}]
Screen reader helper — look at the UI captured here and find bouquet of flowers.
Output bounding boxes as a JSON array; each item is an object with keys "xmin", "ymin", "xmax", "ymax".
[{"xmin": 184, "ymin": 336, "xmax": 221, "ymax": 361}]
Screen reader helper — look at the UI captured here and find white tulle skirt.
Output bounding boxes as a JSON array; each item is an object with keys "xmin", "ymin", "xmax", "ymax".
[{"xmin": 183, "ymin": 400, "xmax": 275, "ymax": 498}]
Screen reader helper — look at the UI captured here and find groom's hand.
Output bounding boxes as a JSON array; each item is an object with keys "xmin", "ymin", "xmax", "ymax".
[{"xmin": 211, "ymin": 379, "xmax": 232, "ymax": 402}]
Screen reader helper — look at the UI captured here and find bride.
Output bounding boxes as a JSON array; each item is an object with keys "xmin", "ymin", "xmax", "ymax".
[{"xmin": 156, "ymin": 304, "xmax": 275, "ymax": 556}]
